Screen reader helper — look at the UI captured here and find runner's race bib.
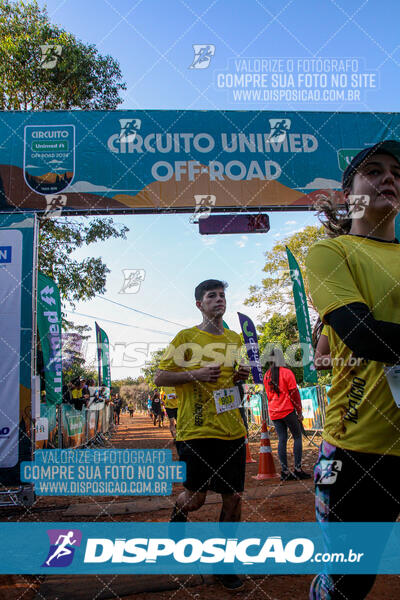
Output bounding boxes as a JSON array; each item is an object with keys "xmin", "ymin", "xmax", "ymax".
[
  {"xmin": 384, "ymin": 365, "xmax": 400, "ymax": 408},
  {"xmin": 213, "ymin": 386, "xmax": 241, "ymax": 414}
]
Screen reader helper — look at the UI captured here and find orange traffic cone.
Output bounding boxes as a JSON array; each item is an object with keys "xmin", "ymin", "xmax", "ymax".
[
  {"xmin": 253, "ymin": 420, "xmax": 279, "ymax": 480},
  {"xmin": 245, "ymin": 436, "xmax": 256, "ymax": 463}
]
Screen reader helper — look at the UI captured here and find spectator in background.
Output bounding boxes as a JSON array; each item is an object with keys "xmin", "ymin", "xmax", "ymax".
[
  {"xmin": 151, "ymin": 390, "xmax": 163, "ymax": 427},
  {"xmin": 147, "ymin": 395, "xmax": 152, "ymax": 419},
  {"xmin": 264, "ymin": 348, "xmax": 310, "ymax": 481},
  {"xmin": 71, "ymin": 378, "xmax": 85, "ymax": 411},
  {"xmin": 62, "ymin": 381, "xmax": 73, "ymax": 404},
  {"xmin": 81, "ymin": 379, "xmax": 90, "ymax": 406},
  {"xmin": 113, "ymin": 393, "xmax": 122, "ymax": 424},
  {"xmin": 128, "ymin": 402, "xmax": 135, "ymax": 418}
]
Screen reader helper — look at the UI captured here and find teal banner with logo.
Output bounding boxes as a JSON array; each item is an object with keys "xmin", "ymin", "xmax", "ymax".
[
  {"xmin": 24, "ymin": 125, "xmax": 75, "ymax": 195},
  {"xmin": 0, "ymin": 213, "xmax": 35, "ymax": 481},
  {"xmin": 286, "ymin": 247, "xmax": 318, "ymax": 384},
  {"xmin": 95, "ymin": 322, "xmax": 111, "ymax": 388},
  {"xmin": 299, "ymin": 386, "xmax": 324, "ymax": 430},
  {"xmin": 0, "ymin": 522, "xmax": 399, "ymax": 574},
  {"xmin": 1, "ymin": 110, "xmax": 400, "ymax": 214},
  {"xmin": 37, "ymin": 272, "xmax": 63, "ymax": 405}
]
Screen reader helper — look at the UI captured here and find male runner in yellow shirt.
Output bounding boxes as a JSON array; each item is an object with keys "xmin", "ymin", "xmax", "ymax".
[{"xmin": 155, "ymin": 279, "xmax": 249, "ymax": 591}]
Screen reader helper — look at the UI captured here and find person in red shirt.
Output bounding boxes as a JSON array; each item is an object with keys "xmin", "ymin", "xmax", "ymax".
[{"xmin": 264, "ymin": 348, "xmax": 310, "ymax": 481}]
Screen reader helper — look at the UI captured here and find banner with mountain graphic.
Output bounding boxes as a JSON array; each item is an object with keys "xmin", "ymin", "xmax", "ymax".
[{"xmin": 1, "ymin": 110, "xmax": 399, "ymax": 214}]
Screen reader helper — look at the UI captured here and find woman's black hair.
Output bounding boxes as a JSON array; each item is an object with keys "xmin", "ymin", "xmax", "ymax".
[
  {"xmin": 267, "ymin": 348, "xmax": 286, "ymax": 395},
  {"xmin": 268, "ymin": 364, "xmax": 281, "ymax": 395}
]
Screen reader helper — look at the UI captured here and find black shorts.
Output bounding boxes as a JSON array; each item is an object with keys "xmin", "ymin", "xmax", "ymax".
[
  {"xmin": 176, "ymin": 437, "xmax": 246, "ymax": 494},
  {"xmin": 165, "ymin": 407, "xmax": 178, "ymax": 420}
]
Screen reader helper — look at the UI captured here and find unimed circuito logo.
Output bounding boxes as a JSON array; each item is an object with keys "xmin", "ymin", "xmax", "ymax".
[
  {"xmin": 290, "ymin": 268, "xmax": 302, "ymax": 287},
  {"xmin": 0, "ymin": 246, "xmax": 12, "ymax": 263},
  {"xmin": 42, "ymin": 529, "xmax": 82, "ymax": 567},
  {"xmin": 40, "ymin": 284, "xmax": 56, "ymax": 307},
  {"xmin": 337, "ymin": 148, "xmax": 361, "ymax": 171}
]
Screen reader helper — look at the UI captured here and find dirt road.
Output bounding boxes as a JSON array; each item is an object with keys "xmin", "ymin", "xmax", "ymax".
[{"xmin": 0, "ymin": 412, "xmax": 398, "ymax": 599}]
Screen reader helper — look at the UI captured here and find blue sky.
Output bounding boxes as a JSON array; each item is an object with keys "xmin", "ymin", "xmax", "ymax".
[{"xmin": 37, "ymin": 0, "xmax": 400, "ymax": 379}]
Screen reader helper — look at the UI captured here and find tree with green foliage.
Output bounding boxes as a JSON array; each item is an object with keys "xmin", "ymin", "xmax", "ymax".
[
  {"xmin": 257, "ymin": 312, "xmax": 331, "ymax": 387},
  {"xmin": 245, "ymin": 225, "xmax": 326, "ymax": 319},
  {"xmin": 0, "ymin": 1, "xmax": 130, "ymax": 376},
  {"xmin": 62, "ymin": 351, "xmax": 97, "ymax": 385},
  {"xmin": 257, "ymin": 313, "xmax": 304, "ymax": 383},
  {"xmin": 0, "ymin": 0, "xmax": 130, "ymax": 304},
  {"xmin": 246, "ymin": 226, "xmax": 331, "ymax": 386},
  {"xmin": 112, "ymin": 376, "xmax": 137, "ymax": 388},
  {"xmin": 142, "ymin": 349, "xmax": 167, "ymax": 389},
  {"xmin": 0, "ymin": 0, "xmax": 126, "ymax": 110},
  {"xmin": 39, "ymin": 216, "xmax": 128, "ymax": 305},
  {"xmin": 0, "ymin": 0, "xmax": 129, "ymax": 305},
  {"xmin": 120, "ymin": 380, "xmax": 151, "ymax": 411}
]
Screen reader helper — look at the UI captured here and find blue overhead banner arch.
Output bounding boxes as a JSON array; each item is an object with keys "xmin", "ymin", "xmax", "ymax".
[{"xmin": 0, "ymin": 110, "xmax": 400, "ymax": 215}]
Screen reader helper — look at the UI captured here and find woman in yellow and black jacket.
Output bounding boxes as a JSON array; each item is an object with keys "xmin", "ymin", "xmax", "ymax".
[{"xmin": 306, "ymin": 140, "xmax": 400, "ymax": 600}]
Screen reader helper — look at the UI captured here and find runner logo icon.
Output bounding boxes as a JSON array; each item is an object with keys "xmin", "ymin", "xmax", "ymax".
[
  {"xmin": 39, "ymin": 44, "xmax": 62, "ymax": 69},
  {"xmin": 119, "ymin": 269, "xmax": 146, "ymax": 294},
  {"xmin": 43, "ymin": 194, "xmax": 67, "ymax": 219},
  {"xmin": 267, "ymin": 118, "xmax": 291, "ymax": 143},
  {"xmin": 119, "ymin": 119, "xmax": 141, "ymax": 144},
  {"xmin": 42, "ymin": 529, "xmax": 82, "ymax": 567},
  {"xmin": 107, "ymin": 119, "xmax": 142, "ymax": 153},
  {"xmin": 348, "ymin": 195, "xmax": 370, "ymax": 219},
  {"xmin": 189, "ymin": 194, "xmax": 216, "ymax": 222},
  {"xmin": 316, "ymin": 460, "xmax": 343, "ymax": 485},
  {"xmin": 189, "ymin": 45, "xmax": 216, "ymax": 69}
]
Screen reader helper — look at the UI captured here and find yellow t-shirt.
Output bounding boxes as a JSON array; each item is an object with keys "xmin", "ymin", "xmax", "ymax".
[
  {"xmin": 158, "ymin": 326, "xmax": 246, "ymax": 441},
  {"xmin": 306, "ymin": 235, "xmax": 400, "ymax": 456},
  {"xmin": 161, "ymin": 387, "xmax": 178, "ymax": 409}
]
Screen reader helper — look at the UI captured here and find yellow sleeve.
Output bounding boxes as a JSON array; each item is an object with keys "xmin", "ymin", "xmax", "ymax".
[
  {"xmin": 306, "ymin": 239, "xmax": 366, "ymax": 322},
  {"xmin": 158, "ymin": 330, "xmax": 185, "ymax": 372},
  {"xmin": 321, "ymin": 324, "xmax": 329, "ymax": 337}
]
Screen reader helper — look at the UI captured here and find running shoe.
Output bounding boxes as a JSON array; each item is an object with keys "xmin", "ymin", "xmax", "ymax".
[
  {"xmin": 215, "ymin": 574, "xmax": 244, "ymax": 590},
  {"xmin": 280, "ymin": 470, "xmax": 296, "ymax": 481},
  {"xmin": 170, "ymin": 503, "xmax": 187, "ymax": 522},
  {"xmin": 294, "ymin": 468, "xmax": 311, "ymax": 480}
]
